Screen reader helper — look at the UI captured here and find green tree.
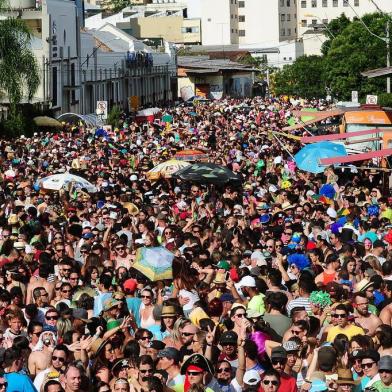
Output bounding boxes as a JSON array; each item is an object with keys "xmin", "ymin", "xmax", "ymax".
[
  {"xmin": 0, "ymin": 3, "xmax": 40, "ymax": 135},
  {"xmin": 273, "ymin": 55, "xmax": 326, "ymax": 98},
  {"xmin": 321, "ymin": 13, "xmax": 351, "ymax": 55},
  {"xmin": 324, "ymin": 13, "xmax": 389, "ymax": 100}
]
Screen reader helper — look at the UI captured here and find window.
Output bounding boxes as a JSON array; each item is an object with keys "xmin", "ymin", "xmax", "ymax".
[
  {"xmin": 354, "ymin": 0, "xmax": 359, "ymax": 5},
  {"xmin": 322, "ymin": 18, "xmax": 328, "ymax": 24},
  {"xmin": 312, "ymin": 19, "xmax": 317, "ymax": 25},
  {"xmin": 280, "ymin": 0, "xmax": 284, "ymax": 6},
  {"xmin": 301, "ymin": 0, "xmax": 306, "ymax": 8},
  {"xmin": 52, "ymin": 67, "xmax": 57, "ymax": 106},
  {"xmin": 288, "ymin": 28, "xmax": 291, "ymax": 35},
  {"xmin": 231, "ymin": 14, "xmax": 233, "ymax": 18},
  {"xmin": 311, "ymin": 0, "xmax": 317, "ymax": 7},
  {"xmin": 239, "ymin": 15, "xmax": 245, "ymax": 22},
  {"xmin": 333, "ymin": 0, "xmax": 338, "ymax": 6},
  {"xmin": 322, "ymin": 0, "xmax": 327, "ymax": 6},
  {"xmin": 343, "ymin": 0, "xmax": 349, "ymax": 6},
  {"xmin": 238, "ymin": 0, "xmax": 245, "ymax": 7},
  {"xmin": 301, "ymin": 19, "xmax": 307, "ymax": 27},
  {"xmin": 295, "ymin": 27, "xmax": 297, "ymax": 33},
  {"xmin": 71, "ymin": 63, "xmax": 75, "ymax": 102},
  {"xmin": 287, "ymin": 0, "xmax": 290, "ymax": 5},
  {"xmin": 281, "ymin": 28, "xmax": 286, "ymax": 36},
  {"xmin": 287, "ymin": 14, "xmax": 291, "ymax": 21},
  {"xmin": 239, "ymin": 30, "xmax": 245, "ymax": 36},
  {"xmin": 231, "ymin": 28, "xmax": 234, "ymax": 33},
  {"xmin": 281, "ymin": 14, "xmax": 285, "ymax": 21},
  {"xmin": 294, "ymin": 13, "xmax": 297, "ymax": 18},
  {"xmin": 181, "ymin": 26, "xmax": 199, "ymax": 33}
]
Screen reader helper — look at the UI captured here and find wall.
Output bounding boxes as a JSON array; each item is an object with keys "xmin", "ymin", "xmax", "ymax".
[
  {"xmin": 129, "ymin": 15, "xmax": 183, "ymax": 41},
  {"xmin": 200, "ymin": 0, "xmax": 238, "ymax": 45},
  {"xmin": 302, "ymin": 31, "xmax": 326, "ymax": 55},
  {"xmin": 182, "ymin": 18, "xmax": 201, "ymax": 44}
]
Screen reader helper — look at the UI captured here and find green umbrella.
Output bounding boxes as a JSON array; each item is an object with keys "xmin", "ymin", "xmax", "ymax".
[{"xmin": 162, "ymin": 114, "xmax": 173, "ymax": 123}]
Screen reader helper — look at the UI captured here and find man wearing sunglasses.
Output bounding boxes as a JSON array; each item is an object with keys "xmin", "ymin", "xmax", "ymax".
[
  {"xmin": 326, "ymin": 304, "xmax": 364, "ymax": 343},
  {"xmin": 269, "ymin": 347, "xmax": 297, "ymax": 392},
  {"xmin": 372, "ymin": 355, "xmax": 392, "ymax": 392},
  {"xmin": 33, "ymin": 345, "xmax": 69, "ymax": 392}
]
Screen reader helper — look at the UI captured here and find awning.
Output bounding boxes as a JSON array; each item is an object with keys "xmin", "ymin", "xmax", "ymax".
[
  {"xmin": 301, "ymin": 128, "xmax": 383, "ymax": 143},
  {"xmin": 320, "ymin": 148, "xmax": 392, "ymax": 165},
  {"xmin": 361, "ymin": 67, "xmax": 392, "ymax": 78},
  {"xmin": 283, "ymin": 109, "xmax": 344, "ymax": 131}
]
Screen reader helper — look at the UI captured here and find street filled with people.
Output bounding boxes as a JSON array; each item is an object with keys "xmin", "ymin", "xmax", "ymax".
[{"xmin": 1, "ymin": 97, "xmax": 392, "ymax": 392}]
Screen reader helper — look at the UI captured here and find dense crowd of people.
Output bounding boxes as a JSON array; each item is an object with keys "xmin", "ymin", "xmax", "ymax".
[{"xmin": 0, "ymin": 97, "xmax": 392, "ymax": 392}]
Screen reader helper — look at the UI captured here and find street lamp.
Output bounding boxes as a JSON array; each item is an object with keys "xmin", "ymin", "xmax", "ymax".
[{"xmin": 343, "ymin": 1, "xmax": 391, "ymax": 93}]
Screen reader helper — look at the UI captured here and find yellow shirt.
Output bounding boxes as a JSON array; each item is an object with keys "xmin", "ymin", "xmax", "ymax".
[{"xmin": 327, "ymin": 324, "xmax": 365, "ymax": 342}]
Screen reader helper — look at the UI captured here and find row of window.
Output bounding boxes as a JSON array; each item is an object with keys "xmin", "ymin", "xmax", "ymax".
[
  {"xmin": 181, "ymin": 27, "xmax": 200, "ymax": 33},
  {"xmin": 280, "ymin": 0, "xmax": 297, "ymax": 6},
  {"xmin": 301, "ymin": 0, "xmax": 359, "ymax": 7},
  {"xmin": 301, "ymin": 18, "xmax": 328, "ymax": 26},
  {"xmin": 280, "ymin": 13, "xmax": 298, "ymax": 21},
  {"xmin": 281, "ymin": 27, "xmax": 297, "ymax": 36}
]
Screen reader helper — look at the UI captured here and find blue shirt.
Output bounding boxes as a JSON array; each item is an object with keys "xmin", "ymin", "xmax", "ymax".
[
  {"xmin": 5, "ymin": 372, "xmax": 37, "ymax": 392},
  {"xmin": 126, "ymin": 297, "xmax": 142, "ymax": 327},
  {"xmin": 93, "ymin": 292, "xmax": 112, "ymax": 317}
]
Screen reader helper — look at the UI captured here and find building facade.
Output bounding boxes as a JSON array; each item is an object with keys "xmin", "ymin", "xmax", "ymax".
[{"xmin": 298, "ymin": 0, "xmax": 392, "ymax": 54}]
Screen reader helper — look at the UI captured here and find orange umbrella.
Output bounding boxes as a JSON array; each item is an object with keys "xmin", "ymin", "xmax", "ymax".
[{"xmin": 175, "ymin": 149, "xmax": 208, "ymax": 161}]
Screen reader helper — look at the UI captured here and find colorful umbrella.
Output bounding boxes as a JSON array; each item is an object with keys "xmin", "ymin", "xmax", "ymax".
[
  {"xmin": 146, "ymin": 159, "xmax": 190, "ymax": 181},
  {"xmin": 173, "ymin": 162, "xmax": 242, "ymax": 186},
  {"xmin": 133, "ymin": 246, "xmax": 174, "ymax": 281},
  {"xmin": 39, "ymin": 172, "xmax": 97, "ymax": 192},
  {"xmin": 162, "ymin": 114, "xmax": 173, "ymax": 123},
  {"xmin": 174, "ymin": 149, "xmax": 208, "ymax": 162},
  {"xmin": 294, "ymin": 141, "xmax": 347, "ymax": 174}
]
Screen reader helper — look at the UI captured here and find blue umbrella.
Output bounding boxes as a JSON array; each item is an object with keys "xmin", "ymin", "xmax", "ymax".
[{"xmin": 294, "ymin": 141, "xmax": 347, "ymax": 174}]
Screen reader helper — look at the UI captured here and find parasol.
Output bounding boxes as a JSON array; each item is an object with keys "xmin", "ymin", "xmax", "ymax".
[
  {"xmin": 294, "ymin": 141, "xmax": 347, "ymax": 174},
  {"xmin": 133, "ymin": 246, "xmax": 174, "ymax": 281},
  {"xmin": 39, "ymin": 172, "xmax": 97, "ymax": 193},
  {"xmin": 146, "ymin": 160, "xmax": 190, "ymax": 181},
  {"xmin": 173, "ymin": 162, "xmax": 242, "ymax": 186}
]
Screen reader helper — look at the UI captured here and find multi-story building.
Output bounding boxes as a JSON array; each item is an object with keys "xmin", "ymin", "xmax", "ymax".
[
  {"xmin": 298, "ymin": 0, "xmax": 392, "ymax": 55},
  {"xmin": 199, "ymin": 0, "xmax": 239, "ymax": 46},
  {"xmin": 238, "ymin": 0, "xmax": 297, "ymax": 44},
  {"xmin": 0, "ymin": 0, "xmax": 176, "ymax": 116}
]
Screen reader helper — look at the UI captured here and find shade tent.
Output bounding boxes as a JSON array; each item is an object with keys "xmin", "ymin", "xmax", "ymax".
[
  {"xmin": 57, "ymin": 113, "xmax": 103, "ymax": 128},
  {"xmin": 300, "ymin": 129, "xmax": 383, "ymax": 143},
  {"xmin": 320, "ymin": 148, "xmax": 392, "ymax": 165}
]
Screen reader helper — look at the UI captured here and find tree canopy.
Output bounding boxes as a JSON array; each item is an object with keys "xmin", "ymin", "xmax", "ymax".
[{"xmin": 273, "ymin": 12, "xmax": 391, "ymax": 100}]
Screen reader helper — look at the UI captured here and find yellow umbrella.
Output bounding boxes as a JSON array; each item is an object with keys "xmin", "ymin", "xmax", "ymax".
[
  {"xmin": 33, "ymin": 116, "xmax": 62, "ymax": 128},
  {"xmin": 146, "ymin": 159, "xmax": 190, "ymax": 181}
]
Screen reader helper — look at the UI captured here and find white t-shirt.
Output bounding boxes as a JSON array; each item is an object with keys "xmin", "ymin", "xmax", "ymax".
[{"xmin": 179, "ymin": 289, "xmax": 200, "ymax": 311}]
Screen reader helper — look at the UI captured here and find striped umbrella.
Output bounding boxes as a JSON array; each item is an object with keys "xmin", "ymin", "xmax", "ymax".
[{"xmin": 146, "ymin": 159, "xmax": 190, "ymax": 181}]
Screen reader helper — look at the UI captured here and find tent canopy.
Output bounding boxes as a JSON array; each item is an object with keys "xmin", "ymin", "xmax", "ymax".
[
  {"xmin": 320, "ymin": 148, "xmax": 392, "ymax": 165},
  {"xmin": 301, "ymin": 129, "xmax": 382, "ymax": 143},
  {"xmin": 283, "ymin": 109, "xmax": 344, "ymax": 131}
]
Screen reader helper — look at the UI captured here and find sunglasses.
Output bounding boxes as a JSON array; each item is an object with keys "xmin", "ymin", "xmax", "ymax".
[
  {"xmin": 361, "ymin": 362, "xmax": 375, "ymax": 369},
  {"xmin": 272, "ymin": 359, "xmax": 287, "ymax": 365},
  {"xmin": 140, "ymin": 369, "xmax": 153, "ymax": 374},
  {"xmin": 291, "ymin": 330, "xmax": 302, "ymax": 335},
  {"xmin": 140, "ymin": 336, "xmax": 151, "ymax": 341},
  {"xmin": 181, "ymin": 332, "xmax": 194, "ymax": 337},
  {"xmin": 62, "ymin": 289, "xmax": 71, "ymax": 293},
  {"xmin": 332, "ymin": 314, "xmax": 347, "ymax": 318},
  {"xmin": 263, "ymin": 380, "xmax": 279, "ymax": 386},
  {"xmin": 46, "ymin": 316, "xmax": 58, "ymax": 321},
  {"xmin": 0, "ymin": 383, "xmax": 7, "ymax": 388},
  {"xmin": 187, "ymin": 371, "xmax": 202, "ymax": 376},
  {"xmin": 116, "ymin": 247, "xmax": 125, "ymax": 250},
  {"xmin": 52, "ymin": 356, "xmax": 66, "ymax": 363},
  {"xmin": 141, "ymin": 295, "xmax": 151, "ymax": 299},
  {"xmin": 217, "ymin": 367, "xmax": 231, "ymax": 373},
  {"xmin": 235, "ymin": 313, "xmax": 245, "ymax": 318},
  {"xmin": 33, "ymin": 331, "xmax": 42, "ymax": 336}
]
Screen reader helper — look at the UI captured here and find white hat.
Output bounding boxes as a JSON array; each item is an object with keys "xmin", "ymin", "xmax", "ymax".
[
  {"xmin": 82, "ymin": 221, "xmax": 92, "ymax": 229},
  {"xmin": 269, "ymin": 185, "xmax": 278, "ymax": 193},
  {"xmin": 243, "ymin": 369, "xmax": 261, "ymax": 385},
  {"xmin": 239, "ymin": 276, "xmax": 256, "ymax": 288},
  {"xmin": 251, "ymin": 250, "xmax": 267, "ymax": 267},
  {"xmin": 274, "ymin": 156, "xmax": 282, "ymax": 165},
  {"xmin": 130, "ymin": 174, "xmax": 138, "ymax": 181},
  {"xmin": 326, "ymin": 208, "xmax": 337, "ymax": 219}
]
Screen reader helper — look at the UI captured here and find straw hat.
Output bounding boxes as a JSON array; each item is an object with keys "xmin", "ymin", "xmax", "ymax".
[
  {"xmin": 161, "ymin": 305, "xmax": 177, "ymax": 317},
  {"xmin": 122, "ymin": 202, "xmax": 139, "ymax": 216},
  {"xmin": 336, "ymin": 369, "xmax": 359, "ymax": 385},
  {"xmin": 90, "ymin": 337, "xmax": 110, "ymax": 357},
  {"xmin": 213, "ymin": 272, "xmax": 226, "ymax": 285},
  {"xmin": 355, "ymin": 279, "xmax": 373, "ymax": 293}
]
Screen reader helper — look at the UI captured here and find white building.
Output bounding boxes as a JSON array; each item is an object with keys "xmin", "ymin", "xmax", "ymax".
[
  {"xmin": 298, "ymin": 0, "xmax": 392, "ymax": 55},
  {"xmin": 238, "ymin": 0, "xmax": 297, "ymax": 44},
  {"xmin": 199, "ymin": 0, "xmax": 239, "ymax": 45}
]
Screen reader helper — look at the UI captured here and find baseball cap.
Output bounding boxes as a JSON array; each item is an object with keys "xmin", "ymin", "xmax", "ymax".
[
  {"xmin": 243, "ymin": 370, "xmax": 261, "ymax": 386},
  {"xmin": 123, "ymin": 278, "xmax": 137, "ymax": 293},
  {"xmin": 82, "ymin": 232, "xmax": 95, "ymax": 239},
  {"xmin": 379, "ymin": 355, "xmax": 392, "ymax": 371},
  {"xmin": 283, "ymin": 340, "xmax": 300, "ymax": 352},
  {"xmin": 220, "ymin": 293, "xmax": 234, "ymax": 303},
  {"xmin": 220, "ymin": 331, "xmax": 238, "ymax": 345},
  {"xmin": 373, "ymin": 239, "xmax": 386, "ymax": 249},
  {"xmin": 157, "ymin": 347, "xmax": 180, "ymax": 363},
  {"xmin": 310, "ymin": 380, "xmax": 328, "ymax": 392},
  {"xmin": 239, "ymin": 275, "xmax": 256, "ymax": 288},
  {"xmin": 271, "ymin": 346, "xmax": 287, "ymax": 360},
  {"xmin": 216, "ymin": 260, "xmax": 230, "ymax": 270},
  {"xmin": 102, "ymin": 298, "xmax": 122, "ymax": 312}
]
